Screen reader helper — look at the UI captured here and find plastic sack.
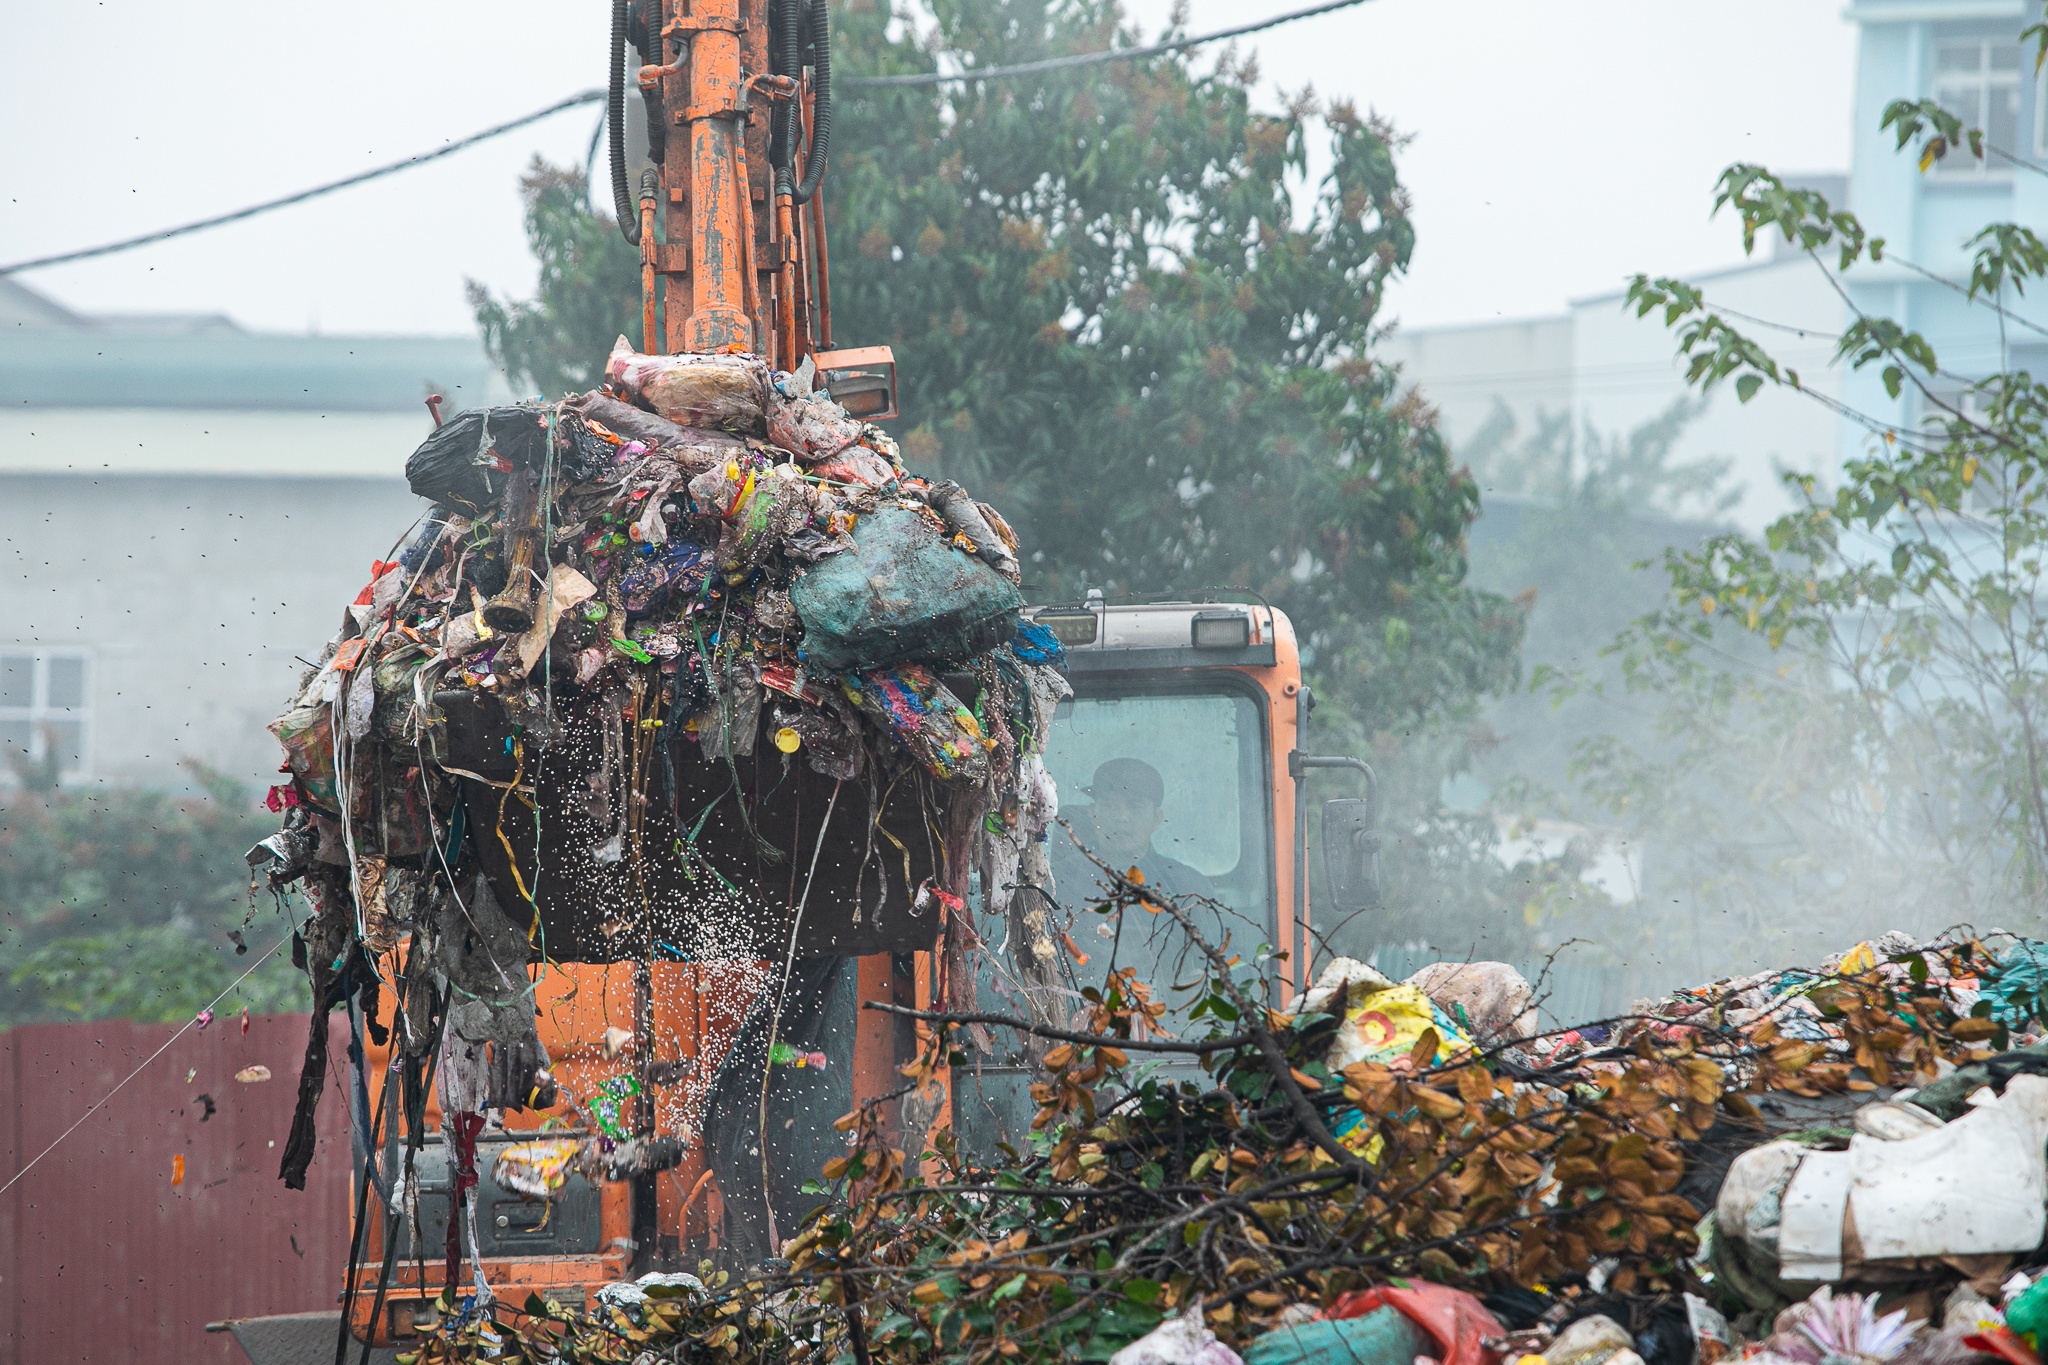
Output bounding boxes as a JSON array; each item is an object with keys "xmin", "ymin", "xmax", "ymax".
[
  {"xmin": 1108, "ymin": 1311, "xmax": 1245, "ymax": 1365},
  {"xmin": 1845, "ymin": 1072, "xmax": 2048, "ymax": 1262},
  {"xmin": 1244, "ymin": 1310, "xmax": 1424, "ymax": 1365},
  {"xmin": 1404, "ymin": 960, "xmax": 1537, "ymax": 1043},
  {"xmin": 1325, "ymin": 1281, "xmax": 1505, "ymax": 1365},
  {"xmin": 606, "ymin": 339, "xmax": 770, "ymax": 433},
  {"xmin": 793, "ymin": 505, "xmax": 1023, "ymax": 671},
  {"xmin": 405, "ymin": 405, "xmax": 549, "ymax": 515},
  {"xmin": 269, "ymin": 701, "xmax": 338, "ymax": 815},
  {"xmin": 841, "ymin": 664, "xmax": 989, "ymax": 786}
]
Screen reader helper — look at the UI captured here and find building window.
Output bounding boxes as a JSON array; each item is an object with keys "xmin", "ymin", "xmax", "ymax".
[
  {"xmin": 1934, "ymin": 38, "xmax": 2021, "ymax": 176},
  {"xmin": 0, "ymin": 648, "xmax": 92, "ymax": 781}
]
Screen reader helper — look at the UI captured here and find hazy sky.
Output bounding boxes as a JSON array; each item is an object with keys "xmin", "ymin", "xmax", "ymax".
[{"xmin": 1, "ymin": 1, "xmax": 1858, "ymax": 338}]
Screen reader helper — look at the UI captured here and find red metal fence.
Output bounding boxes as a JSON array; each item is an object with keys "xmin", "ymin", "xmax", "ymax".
[{"xmin": 0, "ymin": 1012, "xmax": 352, "ymax": 1363}]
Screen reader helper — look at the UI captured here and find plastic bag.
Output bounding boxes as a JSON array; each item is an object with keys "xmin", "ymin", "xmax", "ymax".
[
  {"xmin": 792, "ymin": 506, "xmax": 1023, "ymax": 671},
  {"xmin": 1326, "ymin": 982, "xmax": 1474, "ymax": 1069},
  {"xmin": 841, "ymin": 664, "xmax": 989, "ymax": 785},
  {"xmin": 619, "ymin": 542, "xmax": 713, "ymax": 616},
  {"xmin": 925, "ymin": 479, "xmax": 1020, "ymax": 581},
  {"xmin": 1109, "ymin": 1311, "xmax": 1245, "ymax": 1365},
  {"xmin": 811, "ymin": 443, "xmax": 900, "ymax": 490},
  {"xmin": 405, "ymin": 405, "xmax": 549, "ymax": 514},
  {"xmin": 269, "ymin": 701, "xmax": 338, "ymax": 815},
  {"xmin": 606, "ymin": 339, "xmax": 770, "ymax": 433},
  {"xmin": 768, "ymin": 383, "xmax": 865, "ymax": 462}
]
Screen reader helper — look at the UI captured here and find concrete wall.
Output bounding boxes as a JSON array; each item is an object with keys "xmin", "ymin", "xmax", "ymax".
[
  {"xmin": 0, "ymin": 279, "xmax": 499, "ymax": 794},
  {"xmin": 1379, "ymin": 315, "xmax": 1574, "ymax": 451},
  {"xmin": 1570, "ymin": 257, "xmax": 1845, "ymax": 527},
  {"xmin": 1386, "ymin": 255, "xmax": 1844, "ymax": 531},
  {"xmin": 0, "ymin": 467, "xmax": 424, "ymax": 790}
]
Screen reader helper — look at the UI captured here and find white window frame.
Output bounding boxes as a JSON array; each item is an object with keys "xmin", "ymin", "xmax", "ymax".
[
  {"xmin": 0, "ymin": 647, "xmax": 93, "ymax": 781},
  {"xmin": 1932, "ymin": 36, "xmax": 2021, "ymax": 178}
]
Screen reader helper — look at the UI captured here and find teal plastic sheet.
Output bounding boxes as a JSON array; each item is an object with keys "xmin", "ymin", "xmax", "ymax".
[
  {"xmin": 792, "ymin": 506, "xmax": 1021, "ymax": 670},
  {"xmin": 1243, "ymin": 1308, "xmax": 1430, "ymax": 1365}
]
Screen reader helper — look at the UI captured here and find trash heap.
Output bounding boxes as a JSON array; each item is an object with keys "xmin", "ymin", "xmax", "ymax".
[
  {"xmin": 400, "ymin": 898, "xmax": 2048, "ymax": 1365},
  {"xmin": 251, "ymin": 339, "xmax": 1070, "ymax": 1199}
]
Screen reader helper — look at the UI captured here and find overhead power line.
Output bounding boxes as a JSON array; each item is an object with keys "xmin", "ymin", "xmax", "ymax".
[
  {"xmin": 842, "ymin": 0, "xmax": 1373, "ymax": 88},
  {"xmin": 3, "ymin": 0, "xmax": 1370, "ymax": 275},
  {"xmin": 0, "ymin": 90, "xmax": 604, "ymax": 276}
]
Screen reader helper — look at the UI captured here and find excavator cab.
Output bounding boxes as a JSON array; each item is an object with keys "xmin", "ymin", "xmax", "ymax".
[{"xmin": 955, "ymin": 593, "xmax": 1382, "ymax": 1156}]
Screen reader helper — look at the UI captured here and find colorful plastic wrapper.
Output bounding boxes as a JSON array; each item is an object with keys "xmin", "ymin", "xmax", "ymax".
[
  {"xmin": 587, "ymin": 1074, "xmax": 643, "ymax": 1141},
  {"xmin": 268, "ymin": 701, "xmax": 338, "ymax": 815},
  {"xmin": 841, "ymin": 664, "xmax": 990, "ymax": 786},
  {"xmin": 492, "ymin": 1138, "xmax": 583, "ymax": 1199}
]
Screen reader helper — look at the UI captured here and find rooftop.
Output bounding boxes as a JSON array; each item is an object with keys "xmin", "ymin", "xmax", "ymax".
[{"xmin": 0, "ymin": 276, "xmax": 506, "ymax": 413}]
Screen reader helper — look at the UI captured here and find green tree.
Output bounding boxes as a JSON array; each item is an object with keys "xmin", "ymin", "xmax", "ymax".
[
  {"xmin": 473, "ymin": 0, "xmax": 1524, "ymax": 945},
  {"xmin": 0, "ymin": 765, "xmax": 304, "ymax": 1023},
  {"xmin": 1548, "ymin": 75, "xmax": 2048, "ymax": 968},
  {"xmin": 470, "ymin": 161, "xmax": 645, "ymax": 399}
]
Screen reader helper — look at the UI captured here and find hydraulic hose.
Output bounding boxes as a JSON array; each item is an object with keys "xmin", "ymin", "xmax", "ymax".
[
  {"xmin": 638, "ymin": 0, "xmax": 667, "ymax": 166},
  {"xmin": 792, "ymin": 0, "xmax": 832, "ymax": 205},
  {"xmin": 609, "ymin": 0, "xmax": 641, "ymax": 245},
  {"xmin": 771, "ymin": 0, "xmax": 801, "ymax": 196}
]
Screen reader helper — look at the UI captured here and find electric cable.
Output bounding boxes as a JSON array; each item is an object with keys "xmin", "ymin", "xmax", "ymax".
[
  {"xmin": 841, "ymin": 0, "xmax": 1372, "ymax": 89},
  {"xmin": 0, "ymin": 1, "xmax": 1369, "ymax": 273},
  {"xmin": 0, "ymin": 90, "xmax": 605, "ymax": 276}
]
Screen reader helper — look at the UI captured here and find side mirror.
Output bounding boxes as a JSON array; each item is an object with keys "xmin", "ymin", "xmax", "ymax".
[{"xmin": 1322, "ymin": 798, "xmax": 1382, "ymax": 913}]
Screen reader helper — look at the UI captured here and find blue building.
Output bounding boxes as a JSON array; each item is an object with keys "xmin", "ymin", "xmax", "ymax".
[{"xmin": 1841, "ymin": 0, "xmax": 2048, "ymax": 442}]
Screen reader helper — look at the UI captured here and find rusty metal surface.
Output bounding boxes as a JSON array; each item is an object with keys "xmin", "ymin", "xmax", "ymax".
[{"xmin": 0, "ymin": 1012, "xmax": 352, "ymax": 1364}]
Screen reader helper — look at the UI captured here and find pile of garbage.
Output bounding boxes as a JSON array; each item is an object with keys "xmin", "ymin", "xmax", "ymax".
[
  {"xmin": 400, "ymin": 882, "xmax": 2048, "ymax": 1365},
  {"xmin": 249, "ymin": 340, "xmax": 1070, "ymax": 1212}
]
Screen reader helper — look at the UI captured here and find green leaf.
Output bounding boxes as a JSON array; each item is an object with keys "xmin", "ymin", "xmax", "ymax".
[
  {"xmin": 1123, "ymin": 1278, "xmax": 1164, "ymax": 1306},
  {"xmin": 1735, "ymin": 373, "xmax": 1763, "ymax": 403}
]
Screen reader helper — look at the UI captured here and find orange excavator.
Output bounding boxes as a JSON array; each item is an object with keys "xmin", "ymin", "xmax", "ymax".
[{"xmin": 216, "ymin": 4, "xmax": 1381, "ymax": 1359}]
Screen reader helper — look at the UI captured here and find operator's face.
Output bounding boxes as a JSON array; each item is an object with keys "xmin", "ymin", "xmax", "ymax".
[{"xmin": 1091, "ymin": 790, "xmax": 1164, "ymax": 862}]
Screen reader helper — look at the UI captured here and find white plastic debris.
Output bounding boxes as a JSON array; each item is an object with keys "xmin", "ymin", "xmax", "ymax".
[{"xmin": 1106, "ymin": 1305, "xmax": 1245, "ymax": 1365}]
